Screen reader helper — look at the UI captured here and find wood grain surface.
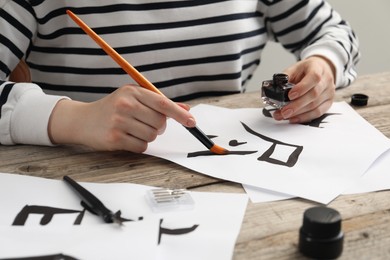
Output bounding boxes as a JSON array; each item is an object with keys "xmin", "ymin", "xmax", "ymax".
[{"xmin": 1, "ymin": 72, "xmax": 390, "ymax": 259}]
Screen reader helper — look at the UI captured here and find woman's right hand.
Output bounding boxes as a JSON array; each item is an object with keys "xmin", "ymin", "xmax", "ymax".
[{"xmin": 48, "ymin": 84, "xmax": 196, "ymax": 152}]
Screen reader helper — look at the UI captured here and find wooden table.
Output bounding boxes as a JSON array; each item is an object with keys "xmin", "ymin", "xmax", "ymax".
[{"xmin": 1, "ymin": 71, "xmax": 390, "ymax": 259}]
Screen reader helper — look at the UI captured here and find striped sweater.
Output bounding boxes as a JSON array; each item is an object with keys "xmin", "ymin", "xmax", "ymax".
[{"xmin": 0, "ymin": 0, "xmax": 360, "ymax": 145}]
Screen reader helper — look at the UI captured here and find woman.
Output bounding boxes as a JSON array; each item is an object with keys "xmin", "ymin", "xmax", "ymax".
[{"xmin": 0, "ymin": 0, "xmax": 360, "ymax": 152}]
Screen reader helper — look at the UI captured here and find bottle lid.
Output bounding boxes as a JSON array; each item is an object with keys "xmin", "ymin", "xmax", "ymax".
[
  {"xmin": 273, "ymin": 73, "xmax": 289, "ymax": 86},
  {"xmin": 299, "ymin": 206, "xmax": 344, "ymax": 259},
  {"xmin": 351, "ymin": 93, "xmax": 368, "ymax": 106}
]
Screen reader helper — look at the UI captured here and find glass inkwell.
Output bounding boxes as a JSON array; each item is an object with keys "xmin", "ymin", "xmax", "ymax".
[{"xmin": 261, "ymin": 73, "xmax": 294, "ymax": 109}]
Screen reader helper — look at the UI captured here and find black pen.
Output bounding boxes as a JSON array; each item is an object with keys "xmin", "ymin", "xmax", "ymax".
[{"xmin": 63, "ymin": 175, "xmax": 124, "ymax": 225}]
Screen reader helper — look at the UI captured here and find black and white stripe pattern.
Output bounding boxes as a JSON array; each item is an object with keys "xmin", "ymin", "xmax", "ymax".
[
  {"xmin": 1, "ymin": 0, "xmax": 359, "ymax": 102},
  {"xmin": 0, "ymin": 81, "xmax": 14, "ymax": 119}
]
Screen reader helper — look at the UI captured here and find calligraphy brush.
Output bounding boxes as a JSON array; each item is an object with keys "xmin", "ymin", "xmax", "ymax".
[{"xmin": 66, "ymin": 10, "xmax": 227, "ymax": 155}]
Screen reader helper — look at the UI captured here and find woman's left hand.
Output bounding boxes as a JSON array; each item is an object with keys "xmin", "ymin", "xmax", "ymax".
[{"xmin": 272, "ymin": 55, "xmax": 336, "ymax": 123}]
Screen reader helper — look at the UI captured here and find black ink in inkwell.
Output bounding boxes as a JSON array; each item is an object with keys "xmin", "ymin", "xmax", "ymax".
[{"xmin": 261, "ymin": 73, "xmax": 294, "ymax": 109}]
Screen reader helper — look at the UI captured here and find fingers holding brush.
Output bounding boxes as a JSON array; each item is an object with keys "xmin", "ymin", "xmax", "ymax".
[
  {"xmin": 141, "ymin": 93, "xmax": 196, "ymax": 129},
  {"xmin": 48, "ymin": 84, "xmax": 196, "ymax": 152},
  {"xmin": 88, "ymin": 85, "xmax": 195, "ymax": 152}
]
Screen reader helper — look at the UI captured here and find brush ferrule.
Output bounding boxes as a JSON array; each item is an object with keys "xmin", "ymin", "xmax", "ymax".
[{"xmin": 185, "ymin": 126, "xmax": 214, "ymax": 149}]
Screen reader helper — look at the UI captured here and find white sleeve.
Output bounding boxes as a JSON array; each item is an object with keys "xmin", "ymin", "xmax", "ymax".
[{"xmin": 0, "ymin": 81, "xmax": 69, "ymax": 145}]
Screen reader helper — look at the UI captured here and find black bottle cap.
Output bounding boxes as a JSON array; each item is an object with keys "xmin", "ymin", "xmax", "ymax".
[
  {"xmin": 351, "ymin": 93, "xmax": 368, "ymax": 106},
  {"xmin": 273, "ymin": 73, "xmax": 289, "ymax": 86},
  {"xmin": 299, "ymin": 206, "xmax": 344, "ymax": 259}
]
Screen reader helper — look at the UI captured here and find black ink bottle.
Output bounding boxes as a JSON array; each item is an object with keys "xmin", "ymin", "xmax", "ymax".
[
  {"xmin": 261, "ymin": 73, "xmax": 294, "ymax": 109},
  {"xmin": 299, "ymin": 206, "xmax": 344, "ymax": 259}
]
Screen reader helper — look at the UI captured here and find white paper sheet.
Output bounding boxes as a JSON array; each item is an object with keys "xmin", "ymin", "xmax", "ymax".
[
  {"xmin": 0, "ymin": 220, "xmax": 158, "ymax": 260},
  {"xmin": 244, "ymin": 146, "xmax": 390, "ymax": 203},
  {"xmin": 145, "ymin": 102, "xmax": 390, "ymax": 204},
  {"xmin": 343, "ymin": 147, "xmax": 390, "ymax": 194},
  {"xmin": 0, "ymin": 173, "xmax": 248, "ymax": 260},
  {"xmin": 242, "ymin": 185, "xmax": 294, "ymax": 203}
]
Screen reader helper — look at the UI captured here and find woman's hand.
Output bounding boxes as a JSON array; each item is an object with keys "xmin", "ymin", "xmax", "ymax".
[
  {"xmin": 48, "ymin": 84, "xmax": 195, "ymax": 152},
  {"xmin": 273, "ymin": 55, "xmax": 336, "ymax": 123}
]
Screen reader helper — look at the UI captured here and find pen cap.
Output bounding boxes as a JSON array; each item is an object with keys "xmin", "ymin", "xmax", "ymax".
[{"xmin": 299, "ymin": 206, "xmax": 344, "ymax": 259}]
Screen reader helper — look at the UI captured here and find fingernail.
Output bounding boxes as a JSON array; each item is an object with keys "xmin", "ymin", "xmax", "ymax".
[
  {"xmin": 187, "ymin": 118, "xmax": 196, "ymax": 127},
  {"xmin": 289, "ymin": 117, "xmax": 300, "ymax": 124},
  {"xmin": 289, "ymin": 92, "xmax": 298, "ymax": 100},
  {"xmin": 157, "ymin": 127, "xmax": 166, "ymax": 135},
  {"xmin": 282, "ymin": 109, "xmax": 293, "ymax": 119},
  {"xmin": 273, "ymin": 111, "xmax": 283, "ymax": 121}
]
